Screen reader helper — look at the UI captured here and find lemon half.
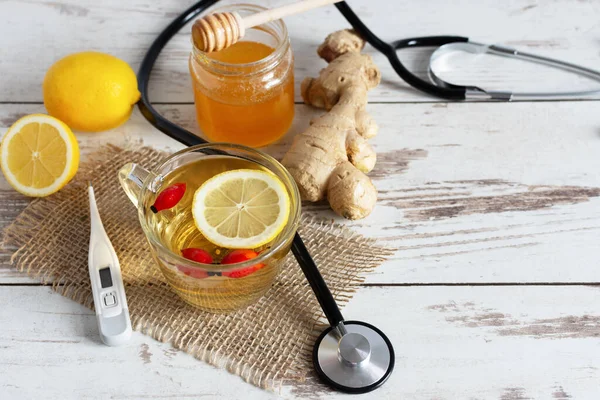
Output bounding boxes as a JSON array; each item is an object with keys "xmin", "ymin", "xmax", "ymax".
[
  {"xmin": 0, "ymin": 114, "xmax": 80, "ymax": 197},
  {"xmin": 192, "ymin": 169, "xmax": 290, "ymax": 249}
]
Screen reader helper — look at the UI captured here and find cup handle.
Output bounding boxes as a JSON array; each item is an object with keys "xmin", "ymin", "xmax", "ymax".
[{"xmin": 118, "ymin": 163, "xmax": 152, "ymax": 207}]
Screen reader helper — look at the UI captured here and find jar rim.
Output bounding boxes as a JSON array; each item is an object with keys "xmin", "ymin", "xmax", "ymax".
[{"xmin": 191, "ymin": 3, "xmax": 290, "ymax": 75}]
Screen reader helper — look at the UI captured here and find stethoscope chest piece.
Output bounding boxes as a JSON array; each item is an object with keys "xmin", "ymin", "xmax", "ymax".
[{"xmin": 313, "ymin": 321, "xmax": 395, "ymax": 393}]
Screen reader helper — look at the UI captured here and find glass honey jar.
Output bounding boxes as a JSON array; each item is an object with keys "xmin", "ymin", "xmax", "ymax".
[{"xmin": 189, "ymin": 4, "xmax": 295, "ymax": 148}]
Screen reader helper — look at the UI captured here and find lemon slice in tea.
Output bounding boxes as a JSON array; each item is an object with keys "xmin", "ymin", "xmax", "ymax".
[{"xmin": 192, "ymin": 169, "xmax": 290, "ymax": 249}]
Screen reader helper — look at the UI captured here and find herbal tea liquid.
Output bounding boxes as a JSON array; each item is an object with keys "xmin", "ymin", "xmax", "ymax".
[
  {"xmin": 190, "ymin": 40, "xmax": 295, "ymax": 148},
  {"xmin": 145, "ymin": 156, "xmax": 287, "ymax": 312}
]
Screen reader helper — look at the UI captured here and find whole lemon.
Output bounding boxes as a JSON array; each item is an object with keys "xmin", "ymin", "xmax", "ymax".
[{"xmin": 43, "ymin": 52, "xmax": 140, "ymax": 132}]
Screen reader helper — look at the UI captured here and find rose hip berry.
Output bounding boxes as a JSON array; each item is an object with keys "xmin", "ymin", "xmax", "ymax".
[
  {"xmin": 221, "ymin": 249, "xmax": 265, "ymax": 278},
  {"xmin": 181, "ymin": 248, "xmax": 213, "ymax": 264},
  {"xmin": 151, "ymin": 183, "xmax": 186, "ymax": 213},
  {"xmin": 178, "ymin": 248, "xmax": 213, "ymax": 279}
]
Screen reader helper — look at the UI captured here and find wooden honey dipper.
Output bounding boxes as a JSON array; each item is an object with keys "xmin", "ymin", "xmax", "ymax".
[{"xmin": 192, "ymin": 0, "xmax": 340, "ymax": 53}]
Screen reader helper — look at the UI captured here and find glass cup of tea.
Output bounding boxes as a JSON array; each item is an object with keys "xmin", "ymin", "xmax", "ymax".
[{"xmin": 118, "ymin": 143, "xmax": 301, "ymax": 313}]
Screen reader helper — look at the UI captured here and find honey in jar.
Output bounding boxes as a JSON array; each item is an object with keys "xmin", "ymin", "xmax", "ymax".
[{"xmin": 189, "ymin": 5, "xmax": 294, "ymax": 148}]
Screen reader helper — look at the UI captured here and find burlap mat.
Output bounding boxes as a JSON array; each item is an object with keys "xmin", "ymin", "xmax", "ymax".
[{"xmin": 2, "ymin": 145, "xmax": 393, "ymax": 391}]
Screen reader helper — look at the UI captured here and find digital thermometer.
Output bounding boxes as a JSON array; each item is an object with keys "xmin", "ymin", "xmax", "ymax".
[{"xmin": 88, "ymin": 182, "xmax": 132, "ymax": 346}]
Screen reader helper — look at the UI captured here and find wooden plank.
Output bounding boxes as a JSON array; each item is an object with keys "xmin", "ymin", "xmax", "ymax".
[
  {"xmin": 1, "ymin": 102, "xmax": 599, "ymax": 284},
  {"xmin": 1, "ymin": 0, "xmax": 599, "ymax": 103},
  {"xmin": 0, "ymin": 285, "xmax": 598, "ymax": 398}
]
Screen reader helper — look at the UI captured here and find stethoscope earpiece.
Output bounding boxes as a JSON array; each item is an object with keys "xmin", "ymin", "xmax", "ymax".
[{"xmin": 313, "ymin": 321, "xmax": 395, "ymax": 393}]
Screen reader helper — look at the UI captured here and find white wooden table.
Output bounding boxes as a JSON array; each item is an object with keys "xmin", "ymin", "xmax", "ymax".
[{"xmin": 1, "ymin": 0, "xmax": 599, "ymax": 398}]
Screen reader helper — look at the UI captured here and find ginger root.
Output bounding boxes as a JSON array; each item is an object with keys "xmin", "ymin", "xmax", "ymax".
[{"xmin": 282, "ymin": 29, "xmax": 381, "ymax": 220}]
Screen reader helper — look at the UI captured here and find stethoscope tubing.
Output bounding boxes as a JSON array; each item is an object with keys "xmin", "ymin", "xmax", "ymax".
[
  {"xmin": 138, "ymin": 0, "xmax": 220, "ymax": 145},
  {"xmin": 334, "ymin": 1, "xmax": 471, "ymax": 100}
]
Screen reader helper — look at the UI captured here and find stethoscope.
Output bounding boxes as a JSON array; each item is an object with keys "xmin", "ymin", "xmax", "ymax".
[
  {"xmin": 137, "ymin": 0, "xmax": 600, "ymax": 393},
  {"xmin": 334, "ymin": 2, "xmax": 600, "ymax": 101}
]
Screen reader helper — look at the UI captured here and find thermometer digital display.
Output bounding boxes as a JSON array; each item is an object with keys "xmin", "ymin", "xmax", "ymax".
[{"xmin": 98, "ymin": 266, "xmax": 113, "ymax": 288}]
